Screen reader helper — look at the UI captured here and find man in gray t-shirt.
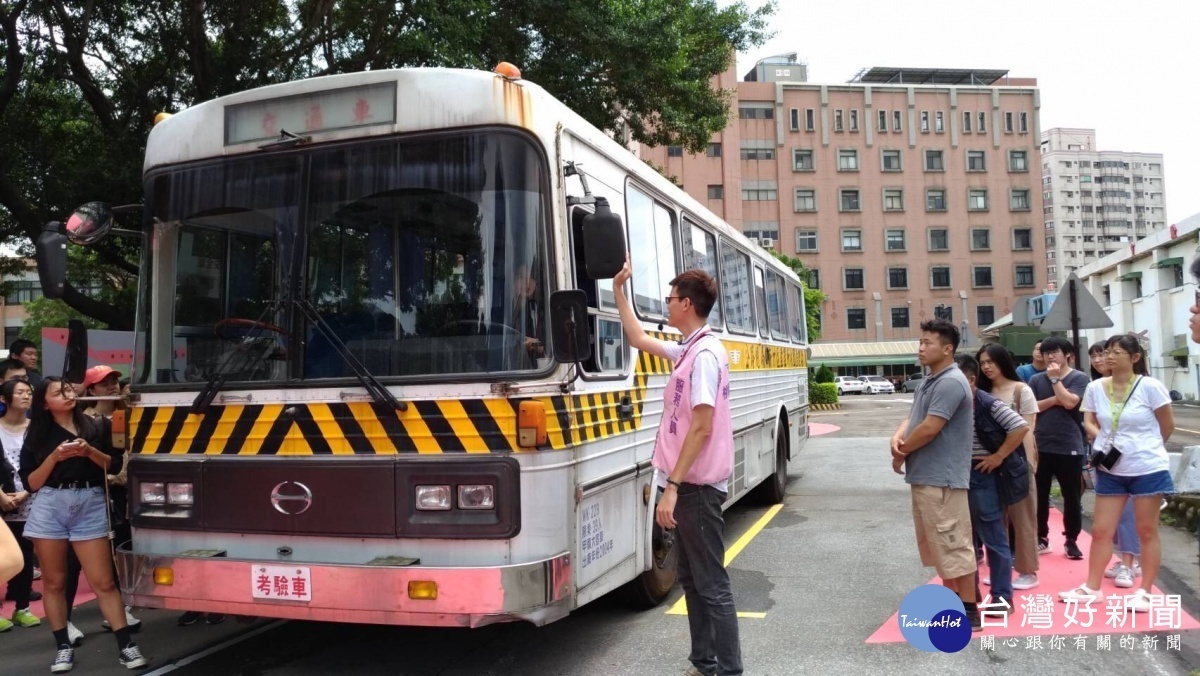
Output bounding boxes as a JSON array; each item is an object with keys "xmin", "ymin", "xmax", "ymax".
[{"xmin": 890, "ymin": 319, "xmax": 980, "ymax": 630}]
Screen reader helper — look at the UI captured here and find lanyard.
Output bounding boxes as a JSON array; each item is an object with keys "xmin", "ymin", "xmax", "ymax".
[
  {"xmin": 1105, "ymin": 376, "xmax": 1141, "ymax": 439},
  {"xmin": 674, "ymin": 327, "xmax": 712, "ymax": 367}
]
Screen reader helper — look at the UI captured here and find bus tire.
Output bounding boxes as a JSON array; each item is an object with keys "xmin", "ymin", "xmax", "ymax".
[
  {"xmin": 624, "ymin": 520, "xmax": 678, "ymax": 609},
  {"xmin": 752, "ymin": 417, "xmax": 789, "ymax": 504}
]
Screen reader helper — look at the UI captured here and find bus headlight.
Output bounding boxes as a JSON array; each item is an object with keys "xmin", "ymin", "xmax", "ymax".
[
  {"xmin": 167, "ymin": 482, "xmax": 195, "ymax": 505},
  {"xmin": 457, "ymin": 484, "xmax": 494, "ymax": 510},
  {"xmin": 415, "ymin": 485, "xmax": 451, "ymax": 511},
  {"xmin": 140, "ymin": 482, "xmax": 166, "ymax": 505}
]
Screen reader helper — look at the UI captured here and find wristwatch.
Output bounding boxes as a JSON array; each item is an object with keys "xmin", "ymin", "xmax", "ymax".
[{"xmin": 1049, "ymin": 377, "xmax": 1061, "ymax": 384}]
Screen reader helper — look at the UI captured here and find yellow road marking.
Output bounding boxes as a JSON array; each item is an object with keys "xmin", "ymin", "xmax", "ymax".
[{"xmin": 665, "ymin": 503, "xmax": 785, "ymax": 617}]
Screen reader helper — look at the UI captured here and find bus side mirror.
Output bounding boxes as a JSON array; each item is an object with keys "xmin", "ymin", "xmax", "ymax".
[
  {"xmin": 549, "ymin": 290, "xmax": 590, "ymax": 364},
  {"xmin": 66, "ymin": 201, "xmax": 115, "ymax": 245},
  {"xmin": 35, "ymin": 221, "xmax": 68, "ymax": 300},
  {"xmin": 582, "ymin": 197, "xmax": 626, "ymax": 279},
  {"xmin": 64, "ymin": 319, "xmax": 89, "ymax": 385}
]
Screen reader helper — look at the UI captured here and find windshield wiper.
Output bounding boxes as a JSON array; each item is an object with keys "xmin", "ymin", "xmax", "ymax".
[
  {"xmin": 190, "ymin": 301, "xmax": 281, "ymax": 415},
  {"xmin": 292, "ymin": 298, "xmax": 408, "ymax": 412}
]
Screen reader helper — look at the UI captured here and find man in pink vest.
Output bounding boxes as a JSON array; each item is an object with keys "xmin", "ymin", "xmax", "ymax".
[{"xmin": 614, "ymin": 256, "xmax": 741, "ymax": 676}]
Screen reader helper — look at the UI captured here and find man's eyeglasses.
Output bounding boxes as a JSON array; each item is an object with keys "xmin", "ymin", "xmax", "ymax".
[{"xmin": 664, "ymin": 296, "xmax": 684, "ymax": 305}]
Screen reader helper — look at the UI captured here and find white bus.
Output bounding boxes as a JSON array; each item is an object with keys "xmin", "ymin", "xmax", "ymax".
[{"xmin": 39, "ymin": 65, "xmax": 810, "ymax": 627}]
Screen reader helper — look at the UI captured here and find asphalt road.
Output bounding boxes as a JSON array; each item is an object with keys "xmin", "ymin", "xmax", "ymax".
[{"xmin": 5, "ymin": 395, "xmax": 1200, "ymax": 675}]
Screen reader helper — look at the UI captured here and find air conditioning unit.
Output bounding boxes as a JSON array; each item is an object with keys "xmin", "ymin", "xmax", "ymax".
[{"xmin": 757, "ymin": 237, "xmax": 775, "ymax": 249}]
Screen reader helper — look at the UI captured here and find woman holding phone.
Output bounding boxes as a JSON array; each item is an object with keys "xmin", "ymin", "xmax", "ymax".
[
  {"xmin": 18, "ymin": 378, "xmax": 147, "ymax": 671},
  {"xmin": 1059, "ymin": 335, "xmax": 1174, "ymax": 612}
]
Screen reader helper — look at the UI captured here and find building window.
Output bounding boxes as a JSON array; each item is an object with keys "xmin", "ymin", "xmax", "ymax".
[
  {"xmin": 1102, "ymin": 284, "xmax": 1111, "ymax": 305},
  {"xmin": 1010, "ymin": 189, "xmax": 1031, "ymax": 211},
  {"xmin": 841, "ymin": 229, "xmax": 863, "ymax": 252},
  {"xmin": 893, "ymin": 110, "xmax": 903, "ymax": 133},
  {"xmin": 706, "ymin": 143, "xmax": 722, "ymax": 158},
  {"xmin": 793, "ymin": 148, "xmax": 815, "ymax": 171},
  {"xmin": 1174, "ymin": 264, "xmax": 1185, "ymax": 288},
  {"xmin": 1014, "ymin": 264, "xmax": 1035, "ymax": 287},
  {"xmin": 926, "ymin": 189, "xmax": 947, "ymax": 211},
  {"xmin": 849, "ymin": 109, "xmax": 859, "ymax": 132},
  {"xmin": 967, "ymin": 150, "xmax": 987, "ymax": 172},
  {"xmin": 978, "ymin": 111, "xmax": 987, "ymax": 133},
  {"xmin": 935, "ymin": 111, "xmax": 945, "ymax": 133},
  {"xmin": 796, "ymin": 230, "xmax": 818, "ymax": 252},
  {"xmin": 971, "ymin": 228, "xmax": 990, "ymax": 251},
  {"xmin": 878, "ymin": 109, "xmax": 888, "ymax": 132},
  {"xmin": 667, "ymin": 145, "xmax": 683, "ymax": 157},
  {"xmin": 707, "ymin": 185, "xmax": 724, "ymax": 200},
  {"xmin": 840, "ymin": 189, "xmax": 861, "ymax": 212},
  {"xmin": 888, "ymin": 267, "xmax": 909, "ymax": 289},
  {"xmin": 977, "ymin": 305, "xmax": 995, "ymax": 328},
  {"xmin": 837, "ymin": 148, "xmax": 859, "ymax": 171},
  {"xmin": 920, "ymin": 110, "xmax": 930, "ymax": 133},
  {"xmin": 742, "ymin": 185, "xmax": 777, "ymax": 201},
  {"xmin": 1012, "ymin": 228, "xmax": 1032, "ymax": 250},
  {"xmin": 789, "ymin": 108, "xmax": 799, "ymax": 131},
  {"xmin": 969, "ymin": 188, "xmax": 989, "ymax": 211},
  {"xmin": 805, "ymin": 108, "xmax": 815, "ymax": 131},
  {"xmin": 892, "ymin": 307, "xmax": 910, "ymax": 328},
  {"xmin": 834, "ymin": 109, "xmax": 844, "ymax": 132},
  {"xmin": 1004, "ymin": 111, "xmax": 1014, "ymax": 133},
  {"xmin": 928, "ymin": 228, "xmax": 949, "ymax": 251},
  {"xmin": 931, "ymin": 266, "xmax": 952, "ymax": 289},
  {"xmin": 883, "ymin": 188, "xmax": 904, "ymax": 211},
  {"xmin": 844, "ymin": 268, "xmax": 865, "ymax": 290},
  {"xmin": 973, "ymin": 265, "xmax": 993, "ymax": 288},
  {"xmin": 739, "ymin": 105, "xmax": 773, "ymax": 119},
  {"xmin": 794, "ymin": 188, "xmax": 816, "ymax": 212},
  {"xmin": 846, "ymin": 308, "xmax": 867, "ymax": 329},
  {"xmin": 4, "ymin": 280, "xmax": 42, "ymax": 305},
  {"xmin": 740, "ymin": 144, "xmax": 775, "ymax": 160},
  {"xmin": 885, "ymin": 229, "xmax": 906, "ymax": 252},
  {"xmin": 962, "ymin": 111, "xmax": 972, "ymax": 133},
  {"xmin": 1009, "ymin": 150, "xmax": 1028, "ymax": 172},
  {"xmin": 925, "ymin": 150, "xmax": 944, "ymax": 171},
  {"xmin": 1019, "ymin": 111, "xmax": 1029, "ymax": 134},
  {"xmin": 882, "ymin": 149, "xmax": 902, "ymax": 172},
  {"xmin": 808, "ymin": 269, "xmax": 820, "ymax": 290}
]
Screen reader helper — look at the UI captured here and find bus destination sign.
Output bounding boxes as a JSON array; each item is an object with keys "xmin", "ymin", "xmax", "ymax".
[{"xmin": 224, "ymin": 81, "xmax": 397, "ymax": 146}]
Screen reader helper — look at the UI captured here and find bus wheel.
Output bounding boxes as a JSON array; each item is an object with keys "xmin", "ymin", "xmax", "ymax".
[
  {"xmin": 624, "ymin": 520, "xmax": 678, "ymax": 609},
  {"xmin": 753, "ymin": 418, "xmax": 789, "ymax": 504}
]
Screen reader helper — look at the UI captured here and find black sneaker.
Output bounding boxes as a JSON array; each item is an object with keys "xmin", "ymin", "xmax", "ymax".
[
  {"xmin": 1064, "ymin": 540, "xmax": 1084, "ymax": 560},
  {"xmin": 177, "ymin": 611, "xmax": 202, "ymax": 627},
  {"xmin": 50, "ymin": 645, "xmax": 75, "ymax": 673},
  {"xmin": 205, "ymin": 613, "xmax": 226, "ymax": 625},
  {"xmin": 967, "ymin": 610, "xmax": 983, "ymax": 632},
  {"xmin": 118, "ymin": 643, "xmax": 148, "ymax": 669}
]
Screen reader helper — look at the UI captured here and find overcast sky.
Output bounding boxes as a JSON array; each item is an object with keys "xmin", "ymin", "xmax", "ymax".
[{"xmin": 734, "ymin": 0, "xmax": 1198, "ymax": 224}]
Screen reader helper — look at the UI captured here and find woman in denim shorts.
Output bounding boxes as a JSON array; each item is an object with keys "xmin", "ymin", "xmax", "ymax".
[
  {"xmin": 1059, "ymin": 335, "xmax": 1174, "ymax": 613},
  {"xmin": 19, "ymin": 378, "xmax": 147, "ymax": 672}
]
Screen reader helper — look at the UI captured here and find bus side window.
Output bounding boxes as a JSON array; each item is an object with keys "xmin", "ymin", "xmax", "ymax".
[
  {"xmin": 682, "ymin": 219, "xmax": 723, "ymax": 330},
  {"xmin": 753, "ymin": 266, "xmax": 769, "ymax": 339},
  {"xmin": 719, "ymin": 242, "xmax": 754, "ymax": 334},
  {"xmin": 625, "ymin": 185, "xmax": 677, "ymax": 319},
  {"xmin": 787, "ymin": 282, "xmax": 805, "ymax": 343}
]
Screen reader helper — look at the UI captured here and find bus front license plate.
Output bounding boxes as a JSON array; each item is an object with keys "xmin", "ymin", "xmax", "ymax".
[{"xmin": 251, "ymin": 565, "xmax": 313, "ymax": 602}]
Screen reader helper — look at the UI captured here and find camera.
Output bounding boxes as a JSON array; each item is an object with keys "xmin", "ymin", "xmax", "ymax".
[{"xmin": 1090, "ymin": 448, "xmax": 1123, "ymax": 471}]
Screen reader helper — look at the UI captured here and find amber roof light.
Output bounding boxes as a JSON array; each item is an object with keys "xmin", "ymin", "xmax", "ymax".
[{"xmin": 493, "ymin": 62, "xmax": 522, "ymax": 80}]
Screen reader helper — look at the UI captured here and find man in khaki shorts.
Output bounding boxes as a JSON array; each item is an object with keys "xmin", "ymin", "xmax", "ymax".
[{"xmin": 891, "ymin": 318, "xmax": 980, "ymax": 630}]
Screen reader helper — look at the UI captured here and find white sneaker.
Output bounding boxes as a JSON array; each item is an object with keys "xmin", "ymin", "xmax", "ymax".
[
  {"xmin": 1126, "ymin": 588, "xmax": 1153, "ymax": 613},
  {"xmin": 1104, "ymin": 561, "xmax": 1124, "ymax": 578},
  {"xmin": 1013, "ymin": 574, "xmax": 1039, "ymax": 590},
  {"xmin": 66, "ymin": 622, "xmax": 84, "ymax": 647},
  {"xmin": 1114, "ymin": 566, "xmax": 1136, "ymax": 588},
  {"xmin": 1059, "ymin": 584, "xmax": 1103, "ymax": 602},
  {"xmin": 101, "ymin": 606, "xmax": 141, "ymax": 631}
]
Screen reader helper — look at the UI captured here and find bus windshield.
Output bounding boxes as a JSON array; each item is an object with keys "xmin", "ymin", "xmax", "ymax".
[{"xmin": 137, "ymin": 130, "xmax": 549, "ymax": 385}]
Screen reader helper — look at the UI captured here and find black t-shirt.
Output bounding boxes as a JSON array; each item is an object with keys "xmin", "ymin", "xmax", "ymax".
[
  {"xmin": 18, "ymin": 418, "xmax": 121, "ymax": 489},
  {"xmin": 1029, "ymin": 369, "xmax": 1090, "ymax": 455}
]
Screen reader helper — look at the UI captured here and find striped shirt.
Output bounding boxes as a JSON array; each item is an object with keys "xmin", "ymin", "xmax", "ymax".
[{"xmin": 972, "ymin": 398, "xmax": 1028, "ymax": 456}]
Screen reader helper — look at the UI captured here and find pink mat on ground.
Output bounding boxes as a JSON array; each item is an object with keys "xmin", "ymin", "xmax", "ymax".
[
  {"xmin": 2, "ymin": 575, "xmax": 97, "ymax": 620},
  {"xmin": 867, "ymin": 507, "xmax": 1200, "ymax": 642},
  {"xmin": 809, "ymin": 422, "xmax": 840, "ymax": 436}
]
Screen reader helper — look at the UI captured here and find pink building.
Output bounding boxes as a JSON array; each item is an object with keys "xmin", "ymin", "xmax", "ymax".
[{"xmin": 640, "ymin": 62, "xmax": 1046, "ymax": 347}]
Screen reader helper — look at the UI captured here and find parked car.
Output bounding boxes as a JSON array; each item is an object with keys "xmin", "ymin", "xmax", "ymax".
[
  {"xmin": 860, "ymin": 375, "xmax": 895, "ymax": 395},
  {"xmin": 834, "ymin": 376, "xmax": 867, "ymax": 396},
  {"xmin": 901, "ymin": 373, "xmax": 925, "ymax": 393}
]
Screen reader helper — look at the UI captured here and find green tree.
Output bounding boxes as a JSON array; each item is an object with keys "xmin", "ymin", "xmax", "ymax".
[
  {"xmin": 0, "ymin": 1, "xmax": 774, "ymax": 326},
  {"xmin": 769, "ymin": 250, "xmax": 826, "ymax": 341},
  {"xmin": 17, "ymin": 297, "xmax": 106, "ymax": 352}
]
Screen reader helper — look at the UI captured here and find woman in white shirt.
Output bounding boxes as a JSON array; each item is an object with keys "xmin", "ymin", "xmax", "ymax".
[
  {"xmin": 1060, "ymin": 334, "xmax": 1174, "ymax": 612},
  {"xmin": 1, "ymin": 378, "xmax": 40, "ymax": 629}
]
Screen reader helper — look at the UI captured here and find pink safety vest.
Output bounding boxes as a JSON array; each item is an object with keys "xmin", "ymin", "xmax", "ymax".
[{"xmin": 652, "ymin": 329, "xmax": 734, "ymax": 485}]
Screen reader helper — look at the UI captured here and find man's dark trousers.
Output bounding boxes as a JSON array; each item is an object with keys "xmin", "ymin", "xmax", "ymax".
[
  {"xmin": 674, "ymin": 483, "xmax": 742, "ymax": 676},
  {"xmin": 1036, "ymin": 453, "xmax": 1084, "ymax": 544}
]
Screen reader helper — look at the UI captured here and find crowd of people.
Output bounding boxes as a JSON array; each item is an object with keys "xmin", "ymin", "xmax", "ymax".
[{"xmin": 895, "ymin": 320, "xmax": 1180, "ymax": 628}]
